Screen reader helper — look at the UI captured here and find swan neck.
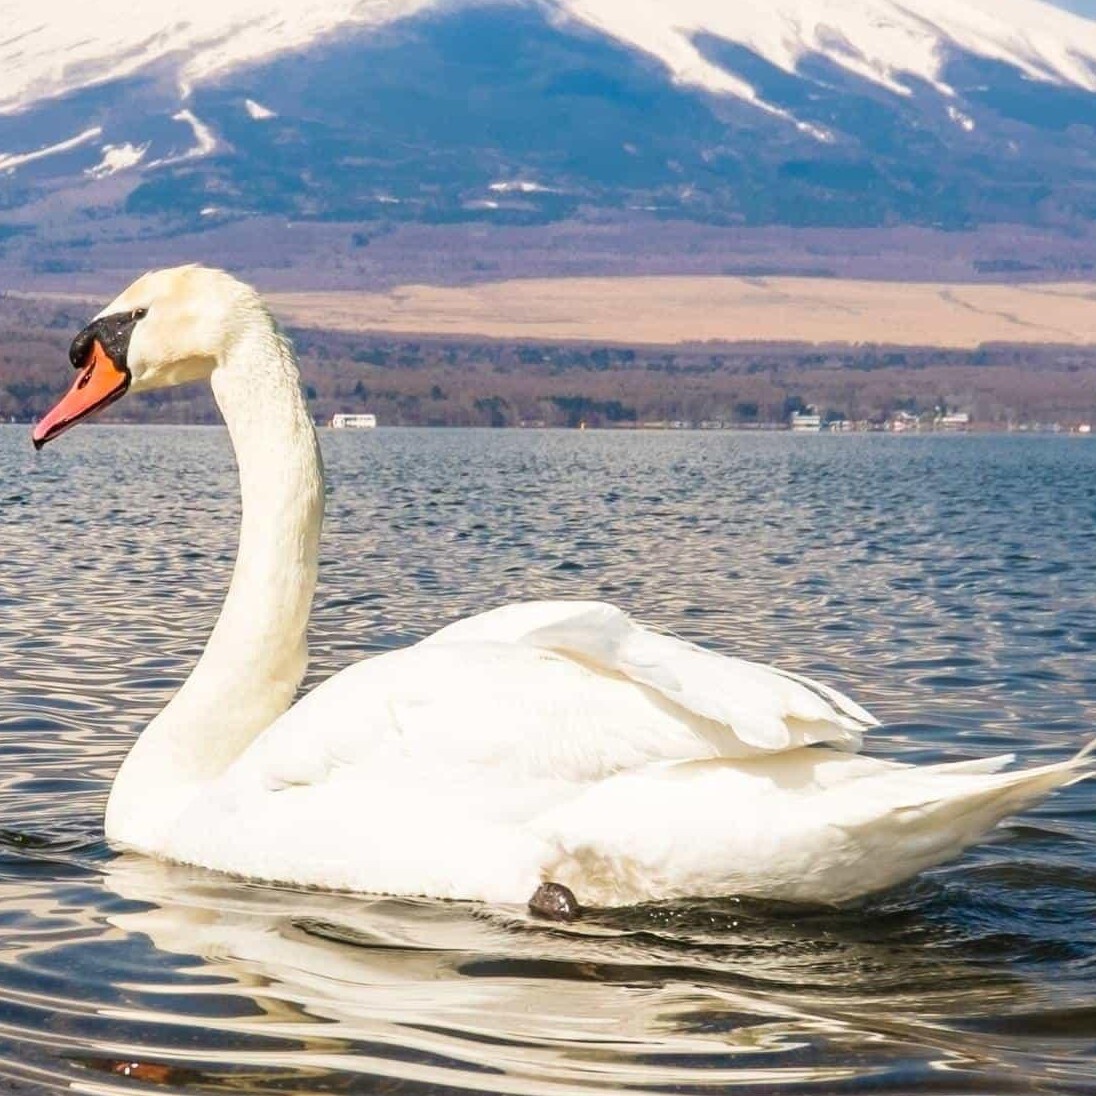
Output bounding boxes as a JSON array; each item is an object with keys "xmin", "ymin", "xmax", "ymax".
[{"xmin": 106, "ymin": 311, "xmax": 324, "ymax": 844}]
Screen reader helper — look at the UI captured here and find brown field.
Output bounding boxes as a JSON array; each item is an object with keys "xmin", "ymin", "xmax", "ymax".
[{"xmin": 269, "ymin": 276, "xmax": 1096, "ymax": 348}]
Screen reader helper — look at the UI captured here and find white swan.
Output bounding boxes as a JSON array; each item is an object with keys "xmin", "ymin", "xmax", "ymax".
[{"xmin": 32, "ymin": 265, "xmax": 1093, "ymax": 914}]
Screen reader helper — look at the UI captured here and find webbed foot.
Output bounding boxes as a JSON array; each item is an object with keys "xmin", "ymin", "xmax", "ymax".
[{"xmin": 529, "ymin": 881, "xmax": 581, "ymax": 922}]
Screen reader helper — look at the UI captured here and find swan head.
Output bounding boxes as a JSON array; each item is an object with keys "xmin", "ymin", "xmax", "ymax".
[{"xmin": 32, "ymin": 265, "xmax": 265, "ymax": 448}]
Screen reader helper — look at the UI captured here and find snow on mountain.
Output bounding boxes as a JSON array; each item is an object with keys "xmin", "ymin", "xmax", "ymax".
[
  {"xmin": 0, "ymin": 0, "xmax": 437, "ymax": 113},
  {"xmin": 561, "ymin": 0, "xmax": 1096, "ymax": 105},
  {"xmin": 244, "ymin": 99, "xmax": 277, "ymax": 120},
  {"xmin": 85, "ymin": 142, "xmax": 148, "ymax": 179},
  {"xmin": 1, "ymin": 0, "xmax": 1095, "ymax": 239},
  {"xmin": 0, "ymin": 126, "xmax": 101, "ymax": 172},
  {"xmin": 168, "ymin": 111, "xmax": 218, "ymax": 161},
  {"xmin": 4, "ymin": 0, "xmax": 1095, "ymax": 118}
]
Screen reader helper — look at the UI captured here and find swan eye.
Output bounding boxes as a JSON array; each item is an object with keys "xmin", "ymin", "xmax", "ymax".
[{"xmin": 131, "ymin": 307, "xmax": 148, "ymax": 321}]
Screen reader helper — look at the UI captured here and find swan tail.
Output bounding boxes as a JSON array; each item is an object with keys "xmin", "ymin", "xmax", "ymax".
[
  {"xmin": 536, "ymin": 742, "xmax": 1095, "ymax": 908},
  {"xmin": 823, "ymin": 738, "xmax": 1096, "ymax": 903}
]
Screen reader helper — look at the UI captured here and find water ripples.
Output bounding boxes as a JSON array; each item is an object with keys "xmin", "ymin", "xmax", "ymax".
[{"xmin": 0, "ymin": 425, "xmax": 1095, "ymax": 1093}]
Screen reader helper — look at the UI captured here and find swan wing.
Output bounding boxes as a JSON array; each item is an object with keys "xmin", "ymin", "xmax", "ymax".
[
  {"xmin": 230, "ymin": 638, "xmax": 752, "ymax": 790},
  {"xmin": 424, "ymin": 601, "xmax": 877, "ymax": 754}
]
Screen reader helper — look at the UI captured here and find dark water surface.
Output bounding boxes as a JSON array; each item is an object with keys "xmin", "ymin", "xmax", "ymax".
[{"xmin": 1, "ymin": 425, "xmax": 1095, "ymax": 1095}]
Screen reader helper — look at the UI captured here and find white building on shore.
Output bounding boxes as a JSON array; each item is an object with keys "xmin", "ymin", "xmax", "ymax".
[
  {"xmin": 790, "ymin": 410, "xmax": 822, "ymax": 432},
  {"xmin": 331, "ymin": 413, "xmax": 377, "ymax": 429}
]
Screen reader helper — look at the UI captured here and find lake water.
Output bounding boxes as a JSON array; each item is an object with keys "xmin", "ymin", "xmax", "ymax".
[{"xmin": 1, "ymin": 425, "xmax": 1095, "ymax": 1094}]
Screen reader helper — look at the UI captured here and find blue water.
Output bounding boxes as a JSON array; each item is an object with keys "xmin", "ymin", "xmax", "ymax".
[{"xmin": 0, "ymin": 425, "xmax": 1095, "ymax": 1094}]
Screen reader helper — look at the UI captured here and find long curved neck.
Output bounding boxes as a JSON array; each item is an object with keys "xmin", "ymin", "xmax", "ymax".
[{"xmin": 106, "ymin": 313, "xmax": 324, "ymax": 845}]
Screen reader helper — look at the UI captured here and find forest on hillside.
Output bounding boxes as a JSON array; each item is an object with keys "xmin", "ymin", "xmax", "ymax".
[{"xmin": 3, "ymin": 295, "xmax": 1095, "ymax": 429}]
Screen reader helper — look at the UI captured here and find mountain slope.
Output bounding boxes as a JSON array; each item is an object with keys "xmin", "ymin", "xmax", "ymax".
[
  {"xmin": 5, "ymin": 0, "xmax": 1096, "ymax": 114},
  {"xmin": 1, "ymin": 0, "xmax": 1095, "ymax": 246}
]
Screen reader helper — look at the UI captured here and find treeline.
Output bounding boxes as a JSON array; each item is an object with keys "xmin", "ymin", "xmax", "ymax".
[{"xmin": 3, "ymin": 294, "xmax": 1095, "ymax": 428}]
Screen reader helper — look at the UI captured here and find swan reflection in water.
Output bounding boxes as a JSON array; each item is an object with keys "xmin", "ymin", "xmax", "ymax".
[{"xmin": 89, "ymin": 852, "xmax": 1045, "ymax": 1094}]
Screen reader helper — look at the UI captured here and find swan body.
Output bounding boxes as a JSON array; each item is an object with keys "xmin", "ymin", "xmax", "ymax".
[{"xmin": 33, "ymin": 266, "xmax": 1093, "ymax": 909}]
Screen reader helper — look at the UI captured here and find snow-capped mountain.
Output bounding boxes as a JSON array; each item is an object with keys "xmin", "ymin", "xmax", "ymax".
[
  {"xmin": 6, "ymin": 0, "xmax": 1096, "ymax": 113},
  {"xmin": 2, "ymin": 0, "xmax": 1096, "ymax": 242}
]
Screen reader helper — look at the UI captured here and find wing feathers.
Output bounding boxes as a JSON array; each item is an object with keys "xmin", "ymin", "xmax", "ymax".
[{"xmin": 426, "ymin": 601, "xmax": 877, "ymax": 756}]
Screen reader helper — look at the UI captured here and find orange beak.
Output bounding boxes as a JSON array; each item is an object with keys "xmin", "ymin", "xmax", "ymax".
[{"xmin": 32, "ymin": 340, "xmax": 130, "ymax": 449}]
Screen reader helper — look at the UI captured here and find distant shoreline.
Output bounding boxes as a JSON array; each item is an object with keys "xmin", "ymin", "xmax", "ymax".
[
  {"xmin": 5, "ymin": 286, "xmax": 1094, "ymax": 432},
  {"xmin": 4, "ymin": 421, "xmax": 1091, "ymax": 437}
]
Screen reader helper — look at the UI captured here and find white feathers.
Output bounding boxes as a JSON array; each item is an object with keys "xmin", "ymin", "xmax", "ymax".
[
  {"xmin": 428, "ymin": 600, "xmax": 876, "ymax": 753},
  {"xmin": 535, "ymin": 742, "xmax": 1096, "ymax": 906},
  {"xmin": 85, "ymin": 266, "xmax": 1093, "ymax": 910}
]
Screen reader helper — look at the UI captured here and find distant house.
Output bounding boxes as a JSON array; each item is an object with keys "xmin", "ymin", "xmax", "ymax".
[
  {"xmin": 331, "ymin": 413, "xmax": 377, "ymax": 429},
  {"xmin": 888, "ymin": 410, "xmax": 920, "ymax": 433},
  {"xmin": 937, "ymin": 411, "xmax": 971, "ymax": 430},
  {"xmin": 790, "ymin": 410, "xmax": 822, "ymax": 432}
]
